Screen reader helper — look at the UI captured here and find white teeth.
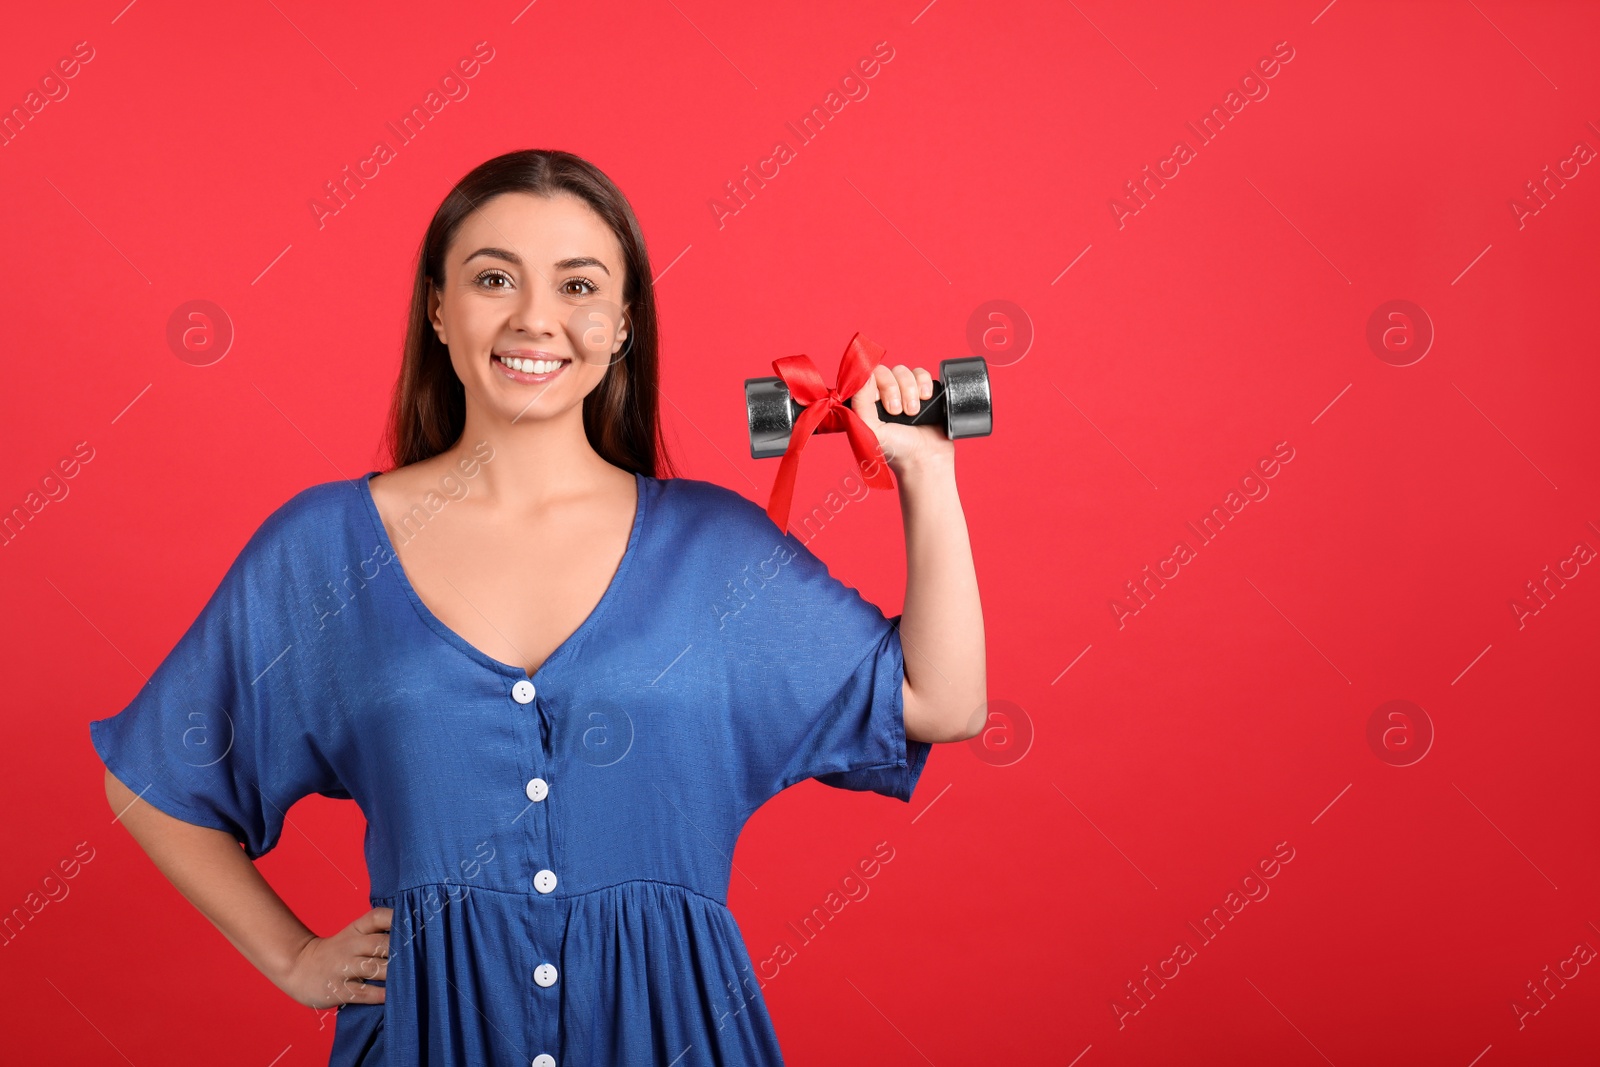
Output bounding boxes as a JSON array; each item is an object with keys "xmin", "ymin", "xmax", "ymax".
[{"xmin": 500, "ymin": 356, "xmax": 566, "ymax": 375}]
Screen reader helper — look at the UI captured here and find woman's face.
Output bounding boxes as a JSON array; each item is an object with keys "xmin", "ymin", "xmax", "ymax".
[{"xmin": 429, "ymin": 191, "xmax": 630, "ymax": 425}]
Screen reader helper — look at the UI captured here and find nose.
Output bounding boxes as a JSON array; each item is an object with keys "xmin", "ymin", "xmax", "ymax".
[{"xmin": 507, "ymin": 272, "xmax": 564, "ymax": 338}]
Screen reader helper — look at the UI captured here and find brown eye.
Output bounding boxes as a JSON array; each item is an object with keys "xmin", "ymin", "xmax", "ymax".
[
  {"xmin": 562, "ymin": 276, "xmax": 600, "ymax": 296},
  {"xmin": 474, "ymin": 269, "xmax": 513, "ymax": 289}
]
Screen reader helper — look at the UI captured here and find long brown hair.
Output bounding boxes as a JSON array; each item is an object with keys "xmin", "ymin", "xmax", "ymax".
[{"xmin": 382, "ymin": 149, "xmax": 677, "ymax": 479}]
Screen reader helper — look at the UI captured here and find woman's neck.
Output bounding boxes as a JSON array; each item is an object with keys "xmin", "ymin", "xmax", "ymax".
[{"xmin": 439, "ymin": 407, "xmax": 618, "ymax": 509}]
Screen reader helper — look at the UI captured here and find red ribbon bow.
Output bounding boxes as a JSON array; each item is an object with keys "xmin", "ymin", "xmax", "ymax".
[{"xmin": 764, "ymin": 331, "xmax": 897, "ymax": 534}]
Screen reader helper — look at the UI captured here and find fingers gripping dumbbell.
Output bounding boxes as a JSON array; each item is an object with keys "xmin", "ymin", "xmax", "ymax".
[{"xmin": 744, "ymin": 356, "xmax": 994, "ymax": 459}]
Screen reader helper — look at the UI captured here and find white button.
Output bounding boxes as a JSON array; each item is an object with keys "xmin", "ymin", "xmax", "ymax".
[
  {"xmin": 525, "ymin": 778, "xmax": 549, "ymax": 803},
  {"xmin": 533, "ymin": 1056, "xmax": 556, "ymax": 1067},
  {"xmin": 512, "ymin": 680, "xmax": 536, "ymax": 704},
  {"xmin": 534, "ymin": 869, "xmax": 557, "ymax": 894},
  {"xmin": 534, "ymin": 963, "xmax": 558, "ymax": 987}
]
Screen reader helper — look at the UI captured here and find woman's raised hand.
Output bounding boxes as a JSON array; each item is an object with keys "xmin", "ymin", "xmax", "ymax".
[{"xmin": 279, "ymin": 906, "xmax": 393, "ymax": 1009}]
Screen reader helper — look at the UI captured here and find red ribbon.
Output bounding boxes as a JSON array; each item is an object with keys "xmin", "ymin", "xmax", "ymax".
[{"xmin": 764, "ymin": 331, "xmax": 897, "ymax": 534}]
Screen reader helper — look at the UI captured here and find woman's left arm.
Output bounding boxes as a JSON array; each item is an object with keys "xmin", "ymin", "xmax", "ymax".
[
  {"xmin": 897, "ymin": 454, "xmax": 988, "ymax": 742},
  {"xmin": 853, "ymin": 362, "xmax": 988, "ymax": 745}
]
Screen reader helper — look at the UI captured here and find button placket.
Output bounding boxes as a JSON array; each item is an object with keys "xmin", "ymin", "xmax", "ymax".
[
  {"xmin": 512, "ymin": 678, "xmax": 559, "ymax": 895},
  {"xmin": 512, "ymin": 676, "xmax": 562, "ymax": 1065}
]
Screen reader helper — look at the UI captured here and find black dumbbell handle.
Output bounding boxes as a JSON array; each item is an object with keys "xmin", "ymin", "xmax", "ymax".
[{"xmin": 871, "ymin": 377, "xmax": 948, "ymax": 427}]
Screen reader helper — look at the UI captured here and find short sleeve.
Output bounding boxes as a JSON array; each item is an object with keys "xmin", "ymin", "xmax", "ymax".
[
  {"xmin": 807, "ymin": 611, "xmax": 934, "ymax": 802},
  {"xmin": 88, "ymin": 509, "xmax": 349, "ymax": 860},
  {"xmin": 733, "ymin": 526, "xmax": 934, "ymax": 810}
]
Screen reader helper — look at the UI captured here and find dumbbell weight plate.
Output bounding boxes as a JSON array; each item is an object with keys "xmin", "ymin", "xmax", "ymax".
[
  {"xmin": 937, "ymin": 357, "xmax": 994, "ymax": 440},
  {"xmin": 745, "ymin": 378, "xmax": 798, "ymax": 459}
]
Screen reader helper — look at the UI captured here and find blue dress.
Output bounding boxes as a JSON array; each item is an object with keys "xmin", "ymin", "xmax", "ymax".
[{"xmin": 89, "ymin": 470, "xmax": 933, "ymax": 1066}]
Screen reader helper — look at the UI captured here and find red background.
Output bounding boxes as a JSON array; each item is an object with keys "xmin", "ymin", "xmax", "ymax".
[{"xmin": 4, "ymin": 0, "xmax": 1598, "ymax": 1063}]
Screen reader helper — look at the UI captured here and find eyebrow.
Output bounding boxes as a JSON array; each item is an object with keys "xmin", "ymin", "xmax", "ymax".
[{"xmin": 461, "ymin": 247, "xmax": 611, "ymax": 275}]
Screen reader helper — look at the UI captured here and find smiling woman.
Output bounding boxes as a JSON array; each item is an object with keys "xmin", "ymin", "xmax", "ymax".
[
  {"xmin": 90, "ymin": 148, "xmax": 985, "ymax": 1067},
  {"xmin": 387, "ymin": 150, "xmax": 665, "ymax": 475}
]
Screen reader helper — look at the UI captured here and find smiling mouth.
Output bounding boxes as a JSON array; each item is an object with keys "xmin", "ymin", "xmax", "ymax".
[{"xmin": 493, "ymin": 354, "xmax": 571, "ymax": 381}]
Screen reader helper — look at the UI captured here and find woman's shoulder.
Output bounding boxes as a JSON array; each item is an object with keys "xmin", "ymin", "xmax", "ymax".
[
  {"xmin": 229, "ymin": 474, "xmax": 367, "ymax": 572},
  {"xmin": 267, "ymin": 473, "xmax": 363, "ymax": 531},
  {"xmin": 655, "ymin": 474, "xmax": 783, "ymax": 539}
]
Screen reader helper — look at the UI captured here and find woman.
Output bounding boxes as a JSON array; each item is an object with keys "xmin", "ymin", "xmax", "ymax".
[{"xmin": 91, "ymin": 149, "xmax": 986, "ymax": 1066}]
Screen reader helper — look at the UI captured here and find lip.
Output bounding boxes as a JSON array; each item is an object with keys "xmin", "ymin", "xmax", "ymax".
[
  {"xmin": 495, "ymin": 350, "xmax": 569, "ymax": 361},
  {"xmin": 493, "ymin": 352, "xmax": 570, "ymax": 384}
]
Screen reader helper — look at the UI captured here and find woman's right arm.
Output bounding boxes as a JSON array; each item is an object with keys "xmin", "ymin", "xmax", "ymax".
[{"xmin": 104, "ymin": 768, "xmax": 391, "ymax": 1009}]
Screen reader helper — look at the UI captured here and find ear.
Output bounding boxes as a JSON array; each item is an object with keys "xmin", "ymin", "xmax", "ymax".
[
  {"xmin": 428, "ymin": 283, "xmax": 446, "ymax": 344},
  {"xmin": 613, "ymin": 307, "xmax": 630, "ymax": 354}
]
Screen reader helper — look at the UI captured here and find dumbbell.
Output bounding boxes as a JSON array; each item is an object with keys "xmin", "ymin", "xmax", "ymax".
[{"xmin": 745, "ymin": 356, "xmax": 994, "ymax": 459}]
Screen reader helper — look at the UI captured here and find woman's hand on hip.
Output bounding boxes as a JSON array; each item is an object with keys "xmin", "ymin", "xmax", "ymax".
[{"xmin": 280, "ymin": 906, "xmax": 392, "ymax": 1009}]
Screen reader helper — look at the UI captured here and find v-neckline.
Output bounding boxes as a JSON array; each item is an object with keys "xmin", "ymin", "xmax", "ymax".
[{"xmin": 355, "ymin": 468, "xmax": 648, "ymax": 681}]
